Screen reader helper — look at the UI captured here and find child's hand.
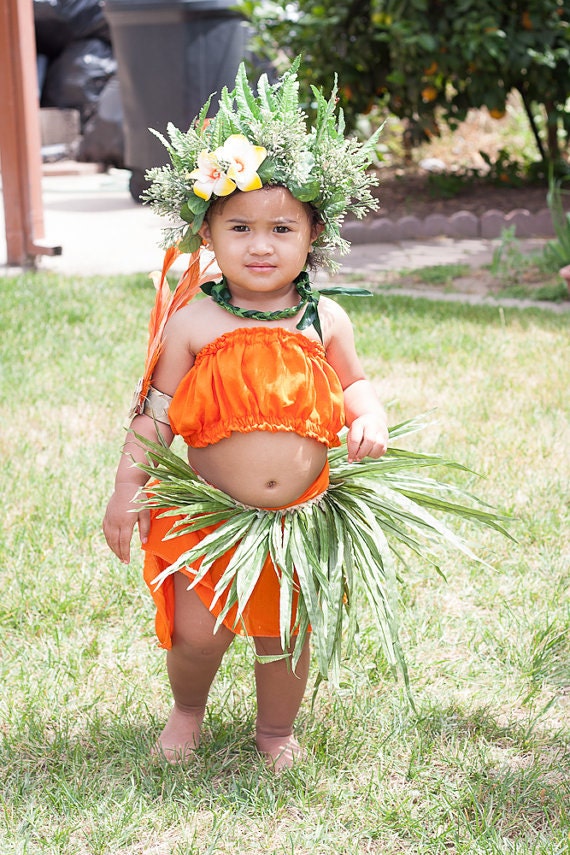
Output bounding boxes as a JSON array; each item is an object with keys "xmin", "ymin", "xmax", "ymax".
[
  {"xmin": 102, "ymin": 483, "xmax": 150, "ymax": 564},
  {"xmin": 346, "ymin": 414, "xmax": 388, "ymax": 462}
]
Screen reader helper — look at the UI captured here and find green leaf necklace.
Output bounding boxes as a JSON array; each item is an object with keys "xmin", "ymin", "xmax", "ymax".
[{"xmin": 201, "ymin": 271, "xmax": 371, "ymax": 342}]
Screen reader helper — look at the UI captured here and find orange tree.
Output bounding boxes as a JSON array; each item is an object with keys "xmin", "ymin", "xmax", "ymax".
[{"xmin": 240, "ymin": 0, "xmax": 570, "ymax": 171}]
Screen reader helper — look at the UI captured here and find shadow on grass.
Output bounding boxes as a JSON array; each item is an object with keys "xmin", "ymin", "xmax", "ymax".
[{"xmin": 0, "ymin": 707, "xmax": 309, "ymax": 813}]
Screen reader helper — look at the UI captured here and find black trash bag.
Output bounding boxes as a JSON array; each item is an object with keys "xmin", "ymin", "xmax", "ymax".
[
  {"xmin": 41, "ymin": 38, "xmax": 116, "ymax": 127},
  {"xmin": 34, "ymin": 0, "xmax": 111, "ymax": 59},
  {"xmin": 78, "ymin": 76, "xmax": 125, "ymax": 167}
]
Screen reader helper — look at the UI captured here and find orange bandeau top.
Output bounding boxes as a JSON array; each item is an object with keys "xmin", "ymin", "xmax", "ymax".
[{"xmin": 168, "ymin": 326, "xmax": 345, "ymax": 448}]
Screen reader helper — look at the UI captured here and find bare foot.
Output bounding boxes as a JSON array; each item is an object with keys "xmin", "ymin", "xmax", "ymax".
[
  {"xmin": 152, "ymin": 705, "xmax": 205, "ymax": 763},
  {"xmin": 256, "ymin": 733, "xmax": 305, "ymax": 773}
]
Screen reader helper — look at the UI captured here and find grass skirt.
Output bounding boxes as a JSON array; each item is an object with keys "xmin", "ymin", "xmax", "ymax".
[
  {"xmin": 135, "ymin": 417, "xmax": 511, "ymax": 687},
  {"xmin": 141, "ymin": 461, "xmax": 330, "ymax": 645}
]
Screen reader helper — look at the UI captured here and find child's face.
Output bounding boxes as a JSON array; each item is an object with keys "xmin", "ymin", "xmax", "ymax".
[{"xmin": 199, "ymin": 186, "xmax": 322, "ymax": 299}]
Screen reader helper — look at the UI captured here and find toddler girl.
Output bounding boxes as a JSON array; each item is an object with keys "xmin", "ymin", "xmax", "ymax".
[{"xmin": 103, "ymin": 61, "xmax": 387, "ymax": 770}]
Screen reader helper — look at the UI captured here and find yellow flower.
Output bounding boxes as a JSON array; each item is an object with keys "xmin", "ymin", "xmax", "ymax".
[
  {"xmin": 215, "ymin": 134, "xmax": 267, "ymax": 192},
  {"xmin": 189, "ymin": 150, "xmax": 236, "ymax": 200}
]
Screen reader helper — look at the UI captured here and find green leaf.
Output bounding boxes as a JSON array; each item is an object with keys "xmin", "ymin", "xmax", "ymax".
[
  {"xmin": 183, "ymin": 194, "xmax": 210, "ymax": 216},
  {"xmin": 268, "ymin": 514, "xmax": 295, "ymax": 653},
  {"xmin": 289, "ymin": 179, "xmax": 321, "ymax": 202},
  {"xmin": 179, "ymin": 203, "xmax": 194, "ymax": 224},
  {"xmin": 194, "ymin": 96, "xmax": 213, "ymax": 132},
  {"xmin": 178, "ymin": 230, "xmax": 201, "ymax": 254},
  {"xmin": 287, "ymin": 517, "xmax": 321, "ymax": 622},
  {"xmin": 233, "ymin": 62, "xmax": 262, "ymax": 124},
  {"xmin": 257, "ymin": 73, "xmax": 277, "ymax": 112},
  {"xmin": 216, "ymin": 516, "xmax": 272, "ymax": 621},
  {"xmin": 321, "ymin": 506, "xmax": 346, "ymax": 677},
  {"xmin": 153, "ymin": 511, "xmax": 257, "ymax": 588},
  {"xmin": 256, "ymin": 157, "xmax": 276, "ymax": 184},
  {"xmin": 189, "ymin": 211, "xmax": 206, "ymax": 235}
]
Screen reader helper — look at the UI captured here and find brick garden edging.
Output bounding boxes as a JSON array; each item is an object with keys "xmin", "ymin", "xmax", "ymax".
[{"xmin": 341, "ymin": 208, "xmax": 556, "ymax": 244}]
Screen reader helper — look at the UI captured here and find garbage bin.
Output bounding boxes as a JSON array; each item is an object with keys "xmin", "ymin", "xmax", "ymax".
[{"xmin": 104, "ymin": 0, "xmax": 248, "ymax": 200}]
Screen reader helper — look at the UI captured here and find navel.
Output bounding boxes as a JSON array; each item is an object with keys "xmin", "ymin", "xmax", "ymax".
[{"xmin": 265, "ymin": 480, "xmax": 278, "ymax": 489}]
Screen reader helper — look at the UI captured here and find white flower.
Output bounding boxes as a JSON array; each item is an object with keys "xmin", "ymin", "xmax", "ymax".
[
  {"xmin": 215, "ymin": 134, "xmax": 267, "ymax": 192},
  {"xmin": 189, "ymin": 150, "xmax": 236, "ymax": 200}
]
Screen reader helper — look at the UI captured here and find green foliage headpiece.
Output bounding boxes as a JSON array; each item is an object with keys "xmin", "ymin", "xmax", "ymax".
[{"xmin": 143, "ymin": 58, "xmax": 381, "ymax": 270}]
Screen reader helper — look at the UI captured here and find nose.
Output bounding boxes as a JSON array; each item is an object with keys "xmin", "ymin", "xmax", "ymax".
[{"xmin": 249, "ymin": 231, "xmax": 273, "ymax": 255}]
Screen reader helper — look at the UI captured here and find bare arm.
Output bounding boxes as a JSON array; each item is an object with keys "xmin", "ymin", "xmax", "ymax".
[
  {"xmin": 102, "ymin": 308, "xmax": 196, "ymax": 563},
  {"xmin": 322, "ymin": 298, "xmax": 388, "ymax": 462},
  {"xmin": 102, "ymin": 414, "xmax": 174, "ymax": 564},
  {"xmin": 343, "ymin": 379, "xmax": 388, "ymax": 461}
]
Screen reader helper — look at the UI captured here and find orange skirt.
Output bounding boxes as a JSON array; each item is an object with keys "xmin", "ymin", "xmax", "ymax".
[{"xmin": 142, "ymin": 462, "xmax": 329, "ymax": 647}]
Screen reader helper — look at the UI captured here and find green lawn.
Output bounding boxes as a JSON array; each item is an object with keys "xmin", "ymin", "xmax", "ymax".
[{"xmin": 1, "ymin": 272, "xmax": 568, "ymax": 855}]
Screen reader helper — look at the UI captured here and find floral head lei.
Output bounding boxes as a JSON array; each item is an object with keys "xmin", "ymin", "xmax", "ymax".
[{"xmin": 142, "ymin": 58, "xmax": 382, "ymax": 270}]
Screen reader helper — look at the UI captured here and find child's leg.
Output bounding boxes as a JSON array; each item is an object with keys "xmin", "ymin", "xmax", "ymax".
[
  {"xmin": 253, "ymin": 635, "xmax": 311, "ymax": 771},
  {"xmin": 157, "ymin": 572, "xmax": 234, "ymax": 761}
]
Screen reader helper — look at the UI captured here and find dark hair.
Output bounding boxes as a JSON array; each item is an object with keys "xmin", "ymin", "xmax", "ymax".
[{"xmin": 305, "ymin": 202, "xmax": 324, "ymax": 271}]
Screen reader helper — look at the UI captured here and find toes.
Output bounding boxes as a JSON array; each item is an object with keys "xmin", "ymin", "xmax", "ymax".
[
  {"xmin": 151, "ymin": 740, "xmax": 197, "ymax": 764},
  {"xmin": 257, "ymin": 734, "xmax": 305, "ymax": 772}
]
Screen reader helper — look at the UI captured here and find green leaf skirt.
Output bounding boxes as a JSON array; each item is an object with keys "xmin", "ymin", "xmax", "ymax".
[{"xmin": 135, "ymin": 416, "xmax": 512, "ymax": 687}]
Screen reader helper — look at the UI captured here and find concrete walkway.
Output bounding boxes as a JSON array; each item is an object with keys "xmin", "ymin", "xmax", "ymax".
[{"xmin": 1, "ymin": 166, "xmax": 568, "ymax": 312}]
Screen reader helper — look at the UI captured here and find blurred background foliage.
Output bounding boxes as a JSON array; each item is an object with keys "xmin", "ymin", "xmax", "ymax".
[{"xmin": 239, "ymin": 0, "xmax": 570, "ymax": 176}]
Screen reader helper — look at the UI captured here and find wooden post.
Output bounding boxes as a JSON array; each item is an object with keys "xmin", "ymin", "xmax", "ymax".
[{"xmin": 0, "ymin": 0, "xmax": 61, "ymax": 266}]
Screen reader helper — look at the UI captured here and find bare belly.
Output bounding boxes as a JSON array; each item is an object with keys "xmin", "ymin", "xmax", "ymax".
[{"xmin": 186, "ymin": 431, "xmax": 328, "ymax": 508}]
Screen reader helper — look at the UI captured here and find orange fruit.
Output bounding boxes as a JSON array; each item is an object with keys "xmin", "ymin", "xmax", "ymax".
[{"xmin": 421, "ymin": 86, "xmax": 438, "ymax": 102}]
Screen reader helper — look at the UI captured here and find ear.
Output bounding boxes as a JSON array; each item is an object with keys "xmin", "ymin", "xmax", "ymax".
[
  {"xmin": 198, "ymin": 221, "xmax": 212, "ymax": 246},
  {"xmin": 310, "ymin": 221, "xmax": 325, "ymax": 245}
]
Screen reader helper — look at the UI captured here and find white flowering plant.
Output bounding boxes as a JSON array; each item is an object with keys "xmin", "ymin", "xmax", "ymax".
[{"xmin": 142, "ymin": 57, "xmax": 382, "ymax": 269}]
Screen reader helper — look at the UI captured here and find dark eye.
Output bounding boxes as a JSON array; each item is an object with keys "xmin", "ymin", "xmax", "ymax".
[
  {"xmin": 274, "ymin": 225, "xmax": 291, "ymax": 234},
  {"xmin": 232, "ymin": 224, "xmax": 249, "ymax": 232}
]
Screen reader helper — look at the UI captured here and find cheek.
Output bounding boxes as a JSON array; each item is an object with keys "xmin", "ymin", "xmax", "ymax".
[{"xmin": 293, "ymin": 227, "xmax": 314, "ymax": 250}]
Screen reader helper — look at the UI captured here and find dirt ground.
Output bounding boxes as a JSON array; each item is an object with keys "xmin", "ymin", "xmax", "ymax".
[{"xmin": 379, "ymin": 258, "xmax": 565, "ymax": 303}]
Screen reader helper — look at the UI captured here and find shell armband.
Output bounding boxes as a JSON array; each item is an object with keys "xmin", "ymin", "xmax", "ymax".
[{"xmin": 129, "ymin": 381, "xmax": 172, "ymax": 424}]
